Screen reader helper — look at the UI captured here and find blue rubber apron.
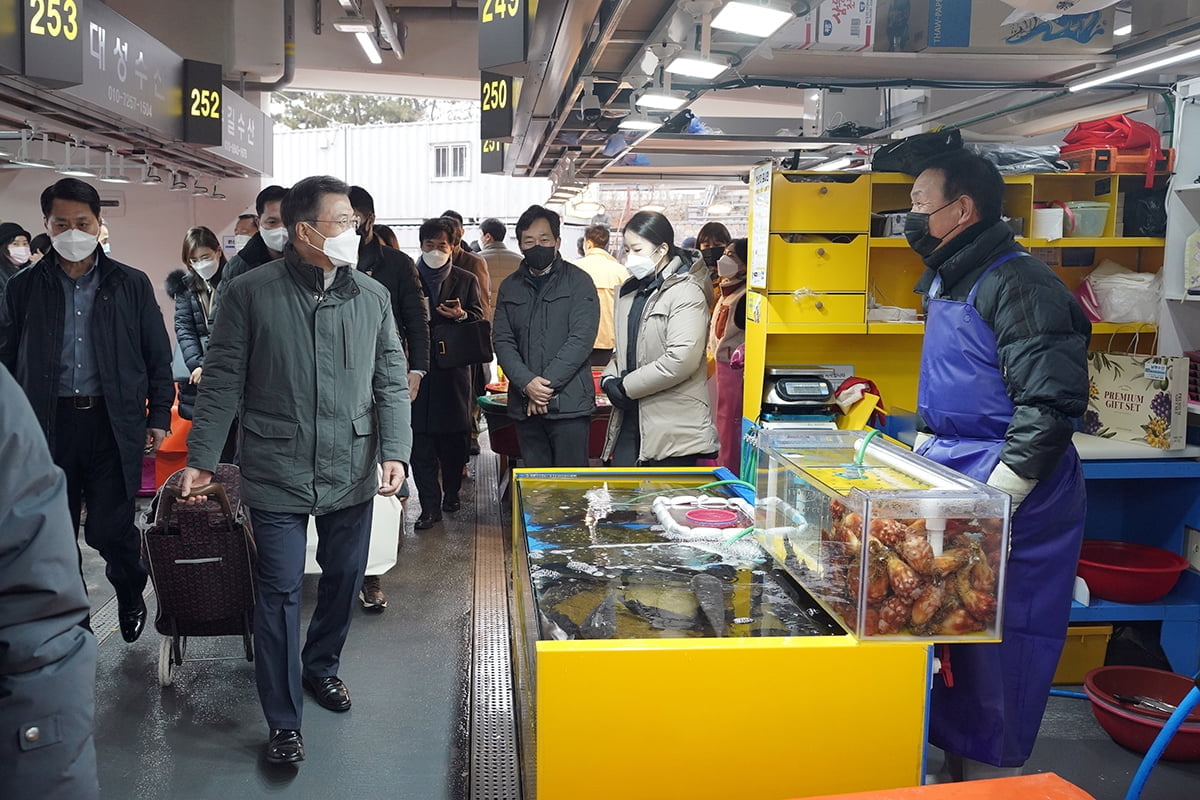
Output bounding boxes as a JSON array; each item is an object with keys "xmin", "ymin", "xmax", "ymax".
[{"xmin": 917, "ymin": 252, "xmax": 1086, "ymax": 767}]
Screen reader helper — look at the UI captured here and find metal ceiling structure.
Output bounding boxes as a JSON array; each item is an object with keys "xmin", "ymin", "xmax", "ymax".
[{"xmin": 504, "ymin": 0, "xmax": 1200, "ymax": 188}]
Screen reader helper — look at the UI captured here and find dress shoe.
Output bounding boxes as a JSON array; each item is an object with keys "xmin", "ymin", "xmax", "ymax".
[
  {"xmin": 266, "ymin": 729, "xmax": 304, "ymax": 764},
  {"xmin": 118, "ymin": 596, "xmax": 147, "ymax": 643},
  {"xmin": 441, "ymin": 496, "xmax": 461, "ymax": 513},
  {"xmin": 415, "ymin": 510, "xmax": 442, "ymax": 530},
  {"xmin": 302, "ymin": 674, "xmax": 351, "ymax": 712}
]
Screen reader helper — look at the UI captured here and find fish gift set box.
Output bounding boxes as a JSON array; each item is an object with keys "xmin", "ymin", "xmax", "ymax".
[
  {"xmin": 754, "ymin": 429, "xmax": 1011, "ymax": 642},
  {"xmin": 876, "ymin": 0, "xmax": 1115, "ymax": 54}
]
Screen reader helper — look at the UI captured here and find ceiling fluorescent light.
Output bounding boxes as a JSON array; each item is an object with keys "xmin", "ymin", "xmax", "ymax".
[
  {"xmin": 1114, "ymin": 24, "xmax": 1132, "ymax": 37},
  {"xmin": 707, "ymin": 202, "xmax": 733, "ymax": 215},
  {"xmin": 635, "ymin": 89, "xmax": 687, "ymax": 111},
  {"xmin": 333, "ymin": 16, "xmax": 376, "ymax": 33},
  {"xmin": 100, "ymin": 151, "xmax": 131, "ymax": 183},
  {"xmin": 355, "ymin": 31, "xmax": 383, "ymax": 64},
  {"xmin": 641, "ymin": 203, "xmax": 666, "ymax": 213},
  {"xmin": 9, "ymin": 131, "xmax": 54, "ymax": 169},
  {"xmin": 59, "ymin": 140, "xmax": 98, "ymax": 177},
  {"xmin": 618, "ymin": 112, "xmax": 663, "ymax": 132},
  {"xmin": 665, "ymin": 53, "xmax": 730, "ymax": 80},
  {"xmin": 712, "ymin": 1, "xmax": 793, "ymax": 38},
  {"xmin": 812, "ymin": 156, "xmax": 854, "ymax": 172},
  {"xmin": 1069, "ymin": 47, "xmax": 1200, "ymax": 92},
  {"xmin": 336, "ymin": 0, "xmax": 359, "ymax": 9}
]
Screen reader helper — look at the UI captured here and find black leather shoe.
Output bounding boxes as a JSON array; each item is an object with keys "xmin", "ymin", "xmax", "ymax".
[
  {"xmin": 415, "ymin": 511, "xmax": 442, "ymax": 530},
  {"xmin": 266, "ymin": 729, "xmax": 304, "ymax": 764},
  {"xmin": 441, "ymin": 496, "xmax": 461, "ymax": 512},
  {"xmin": 302, "ymin": 674, "xmax": 351, "ymax": 712},
  {"xmin": 118, "ymin": 596, "xmax": 147, "ymax": 643}
]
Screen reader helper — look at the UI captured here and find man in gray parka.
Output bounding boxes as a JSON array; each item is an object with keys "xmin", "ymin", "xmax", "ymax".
[
  {"xmin": 0, "ymin": 364, "xmax": 98, "ymax": 800},
  {"xmin": 181, "ymin": 176, "xmax": 411, "ymax": 765}
]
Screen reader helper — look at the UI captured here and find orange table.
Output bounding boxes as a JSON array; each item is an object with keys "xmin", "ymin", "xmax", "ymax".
[{"xmin": 789, "ymin": 772, "xmax": 1094, "ymax": 800}]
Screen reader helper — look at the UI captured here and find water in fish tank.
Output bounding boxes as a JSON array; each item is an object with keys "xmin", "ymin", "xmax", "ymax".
[{"xmin": 516, "ymin": 476, "xmax": 844, "ymax": 641}]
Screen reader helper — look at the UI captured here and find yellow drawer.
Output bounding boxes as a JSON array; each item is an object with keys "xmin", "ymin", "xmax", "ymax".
[
  {"xmin": 752, "ymin": 291, "xmax": 866, "ymax": 333},
  {"xmin": 769, "ymin": 173, "xmax": 870, "ymax": 232},
  {"xmin": 756, "ymin": 235, "xmax": 868, "ymax": 292}
]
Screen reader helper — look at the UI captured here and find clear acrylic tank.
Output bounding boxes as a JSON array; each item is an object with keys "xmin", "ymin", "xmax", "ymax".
[{"xmin": 753, "ymin": 429, "xmax": 1011, "ymax": 642}]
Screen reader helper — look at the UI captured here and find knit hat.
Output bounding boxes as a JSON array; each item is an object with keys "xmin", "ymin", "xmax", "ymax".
[{"xmin": 0, "ymin": 222, "xmax": 32, "ymax": 250}]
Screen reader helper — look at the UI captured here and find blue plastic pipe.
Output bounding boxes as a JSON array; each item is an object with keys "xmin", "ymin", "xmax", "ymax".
[
  {"xmin": 1050, "ymin": 689, "xmax": 1088, "ymax": 700},
  {"xmin": 1124, "ymin": 676, "xmax": 1200, "ymax": 800}
]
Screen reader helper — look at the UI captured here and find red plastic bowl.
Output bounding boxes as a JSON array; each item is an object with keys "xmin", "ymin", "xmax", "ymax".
[
  {"xmin": 1083, "ymin": 666, "xmax": 1200, "ymax": 761},
  {"xmin": 1076, "ymin": 540, "xmax": 1189, "ymax": 603}
]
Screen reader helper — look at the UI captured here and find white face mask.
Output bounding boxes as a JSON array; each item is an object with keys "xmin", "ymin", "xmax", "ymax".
[
  {"xmin": 625, "ymin": 251, "xmax": 660, "ymax": 280},
  {"xmin": 100, "ymin": 242, "xmax": 111, "ymax": 255},
  {"xmin": 8, "ymin": 245, "xmax": 31, "ymax": 264},
  {"xmin": 260, "ymin": 225, "xmax": 289, "ymax": 252},
  {"xmin": 191, "ymin": 258, "xmax": 219, "ymax": 281},
  {"xmin": 309, "ymin": 225, "xmax": 359, "ymax": 268},
  {"xmin": 717, "ymin": 254, "xmax": 741, "ymax": 278},
  {"xmin": 422, "ymin": 249, "xmax": 451, "ymax": 269},
  {"xmin": 234, "ymin": 234, "xmax": 252, "ymax": 251},
  {"xmin": 52, "ymin": 229, "xmax": 99, "ymax": 262}
]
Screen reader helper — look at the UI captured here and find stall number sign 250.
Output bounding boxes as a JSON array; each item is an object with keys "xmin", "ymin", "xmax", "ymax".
[
  {"xmin": 481, "ymin": 0, "xmax": 520, "ymax": 23},
  {"xmin": 482, "ymin": 79, "xmax": 509, "ymax": 111},
  {"xmin": 28, "ymin": 0, "xmax": 80, "ymax": 41}
]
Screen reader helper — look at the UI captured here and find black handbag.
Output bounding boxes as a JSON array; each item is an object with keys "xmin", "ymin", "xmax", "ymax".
[
  {"xmin": 433, "ymin": 318, "xmax": 492, "ymax": 369},
  {"xmin": 871, "ymin": 128, "xmax": 964, "ymax": 175}
]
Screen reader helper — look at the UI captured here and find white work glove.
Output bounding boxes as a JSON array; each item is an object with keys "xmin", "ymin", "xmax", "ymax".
[
  {"xmin": 987, "ymin": 461, "xmax": 1038, "ymax": 513},
  {"xmin": 912, "ymin": 431, "xmax": 932, "ymax": 452}
]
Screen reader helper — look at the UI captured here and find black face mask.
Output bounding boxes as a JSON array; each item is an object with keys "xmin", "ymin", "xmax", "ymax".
[
  {"xmin": 523, "ymin": 245, "xmax": 557, "ymax": 272},
  {"xmin": 904, "ymin": 198, "xmax": 959, "ymax": 257},
  {"xmin": 701, "ymin": 247, "xmax": 723, "ymax": 267}
]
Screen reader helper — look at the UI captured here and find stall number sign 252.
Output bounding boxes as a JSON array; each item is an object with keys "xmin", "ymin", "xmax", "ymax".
[
  {"xmin": 28, "ymin": 0, "xmax": 80, "ymax": 41},
  {"xmin": 191, "ymin": 88, "xmax": 221, "ymax": 120}
]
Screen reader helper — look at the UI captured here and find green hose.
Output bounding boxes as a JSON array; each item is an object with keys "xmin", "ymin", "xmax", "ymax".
[{"xmin": 854, "ymin": 429, "xmax": 883, "ymax": 466}]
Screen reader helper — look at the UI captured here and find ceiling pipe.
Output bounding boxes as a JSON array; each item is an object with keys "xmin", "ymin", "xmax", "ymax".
[{"xmin": 239, "ymin": 0, "xmax": 296, "ymax": 93}]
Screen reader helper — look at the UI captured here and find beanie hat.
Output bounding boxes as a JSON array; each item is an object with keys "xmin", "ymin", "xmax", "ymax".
[{"xmin": 0, "ymin": 222, "xmax": 32, "ymax": 250}]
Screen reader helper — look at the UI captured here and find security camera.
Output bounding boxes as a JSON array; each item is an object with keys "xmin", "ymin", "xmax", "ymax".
[{"xmin": 580, "ymin": 92, "xmax": 602, "ymax": 124}]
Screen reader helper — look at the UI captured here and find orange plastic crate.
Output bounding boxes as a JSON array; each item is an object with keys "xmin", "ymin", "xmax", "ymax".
[{"xmin": 1063, "ymin": 146, "xmax": 1175, "ymax": 174}]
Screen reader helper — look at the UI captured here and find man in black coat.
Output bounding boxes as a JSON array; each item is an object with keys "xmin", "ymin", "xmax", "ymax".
[
  {"xmin": 0, "ymin": 178, "xmax": 174, "ymax": 644},
  {"xmin": 213, "ymin": 185, "xmax": 290, "ymax": 313},
  {"xmin": 349, "ymin": 185, "xmax": 431, "ymax": 609},
  {"xmin": 0, "ymin": 364, "xmax": 99, "ymax": 800}
]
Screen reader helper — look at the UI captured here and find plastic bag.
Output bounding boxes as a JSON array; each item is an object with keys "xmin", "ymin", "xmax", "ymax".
[
  {"xmin": 871, "ymin": 128, "xmax": 963, "ymax": 175},
  {"xmin": 1085, "ymin": 260, "xmax": 1161, "ymax": 324},
  {"xmin": 965, "ymin": 143, "xmax": 1069, "ymax": 175}
]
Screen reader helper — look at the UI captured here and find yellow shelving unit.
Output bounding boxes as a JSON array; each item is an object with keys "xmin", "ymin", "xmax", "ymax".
[{"xmin": 745, "ymin": 168, "xmax": 1167, "ymax": 425}]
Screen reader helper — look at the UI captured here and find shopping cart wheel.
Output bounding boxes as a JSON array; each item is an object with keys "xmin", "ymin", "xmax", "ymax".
[{"xmin": 158, "ymin": 637, "xmax": 174, "ymax": 687}]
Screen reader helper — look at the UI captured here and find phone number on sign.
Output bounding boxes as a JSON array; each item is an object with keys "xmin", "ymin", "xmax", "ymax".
[{"xmin": 107, "ymin": 85, "xmax": 153, "ymax": 118}]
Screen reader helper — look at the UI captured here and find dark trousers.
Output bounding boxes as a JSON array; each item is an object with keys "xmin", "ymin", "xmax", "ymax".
[
  {"xmin": 249, "ymin": 499, "xmax": 373, "ymax": 730},
  {"xmin": 411, "ymin": 431, "xmax": 469, "ymax": 511},
  {"xmin": 54, "ymin": 404, "xmax": 147, "ymax": 605},
  {"xmin": 514, "ymin": 416, "xmax": 590, "ymax": 467}
]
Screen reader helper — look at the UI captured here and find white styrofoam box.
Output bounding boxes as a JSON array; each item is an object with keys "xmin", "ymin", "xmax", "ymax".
[{"xmin": 812, "ymin": 0, "xmax": 876, "ymax": 51}]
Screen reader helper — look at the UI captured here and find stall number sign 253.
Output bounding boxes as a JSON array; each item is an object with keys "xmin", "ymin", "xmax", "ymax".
[
  {"xmin": 28, "ymin": 0, "xmax": 80, "ymax": 41},
  {"xmin": 191, "ymin": 88, "xmax": 221, "ymax": 120},
  {"xmin": 481, "ymin": 0, "xmax": 520, "ymax": 23}
]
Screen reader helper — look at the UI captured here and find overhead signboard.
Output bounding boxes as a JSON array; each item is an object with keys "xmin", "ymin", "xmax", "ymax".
[
  {"xmin": 481, "ymin": 139, "xmax": 505, "ymax": 175},
  {"xmin": 1, "ymin": 0, "xmax": 23, "ymax": 74},
  {"xmin": 182, "ymin": 59, "xmax": 222, "ymax": 146},
  {"xmin": 205, "ymin": 87, "xmax": 273, "ymax": 176},
  {"xmin": 22, "ymin": 0, "xmax": 84, "ymax": 87},
  {"xmin": 62, "ymin": 2, "xmax": 183, "ymax": 138},
  {"xmin": 480, "ymin": 71, "xmax": 514, "ymax": 142},
  {"xmin": 477, "ymin": 0, "xmax": 527, "ymax": 74}
]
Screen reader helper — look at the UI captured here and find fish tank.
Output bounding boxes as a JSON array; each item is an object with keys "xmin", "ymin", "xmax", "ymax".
[
  {"xmin": 753, "ymin": 430, "xmax": 1011, "ymax": 642},
  {"xmin": 513, "ymin": 471, "xmax": 845, "ymax": 641}
]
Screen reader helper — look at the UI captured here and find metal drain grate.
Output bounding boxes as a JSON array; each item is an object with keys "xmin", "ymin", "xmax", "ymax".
[{"xmin": 470, "ymin": 442, "xmax": 522, "ymax": 800}]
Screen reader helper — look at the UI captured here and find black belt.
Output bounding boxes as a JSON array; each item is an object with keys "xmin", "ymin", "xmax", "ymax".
[{"xmin": 59, "ymin": 395, "xmax": 105, "ymax": 410}]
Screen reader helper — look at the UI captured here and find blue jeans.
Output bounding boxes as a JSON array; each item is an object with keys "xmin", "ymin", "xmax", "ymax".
[{"xmin": 249, "ymin": 499, "xmax": 373, "ymax": 730}]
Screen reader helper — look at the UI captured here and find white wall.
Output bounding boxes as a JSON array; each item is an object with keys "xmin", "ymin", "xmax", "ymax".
[{"xmin": 0, "ymin": 169, "xmax": 259, "ymax": 340}]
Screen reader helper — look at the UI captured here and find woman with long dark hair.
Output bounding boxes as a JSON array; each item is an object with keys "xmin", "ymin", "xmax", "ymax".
[{"xmin": 600, "ymin": 211, "xmax": 717, "ymax": 466}]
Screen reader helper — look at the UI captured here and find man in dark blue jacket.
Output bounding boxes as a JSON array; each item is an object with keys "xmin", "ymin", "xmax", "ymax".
[
  {"xmin": 0, "ymin": 364, "xmax": 98, "ymax": 800},
  {"xmin": 0, "ymin": 178, "xmax": 174, "ymax": 645},
  {"xmin": 493, "ymin": 205, "xmax": 600, "ymax": 467}
]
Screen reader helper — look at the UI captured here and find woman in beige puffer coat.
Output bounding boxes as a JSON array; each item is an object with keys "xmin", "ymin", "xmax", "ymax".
[{"xmin": 600, "ymin": 211, "xmax": 718, "ymax": 466}]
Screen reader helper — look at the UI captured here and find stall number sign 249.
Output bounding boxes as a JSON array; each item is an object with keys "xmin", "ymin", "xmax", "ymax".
[
  {"xmin": 481, "ymin": 0, "xmax": 520, "ymax": 22},
  {"xmin": 28, "ymin": 0, "xmax": 80, "ymax": 40}
]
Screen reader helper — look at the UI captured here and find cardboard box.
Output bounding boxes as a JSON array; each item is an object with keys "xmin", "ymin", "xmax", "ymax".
[
  {"xmin": 782, "ymin": 1, "xmax": 876, "ymax": 51},
  {"xmin": 876, "ymin": 0, "xmax": 1114, "ymax": 54}
]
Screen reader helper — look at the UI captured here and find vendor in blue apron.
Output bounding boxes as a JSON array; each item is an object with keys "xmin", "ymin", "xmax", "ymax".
[{"xmin": 908, "ymin": 152, "xmax": 1091, "ymax": 781}]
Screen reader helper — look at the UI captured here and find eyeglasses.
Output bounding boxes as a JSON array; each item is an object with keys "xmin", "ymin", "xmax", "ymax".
[{"xmin": 306, "ymin": 216, "xmax": 362, "ymax": 234}]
